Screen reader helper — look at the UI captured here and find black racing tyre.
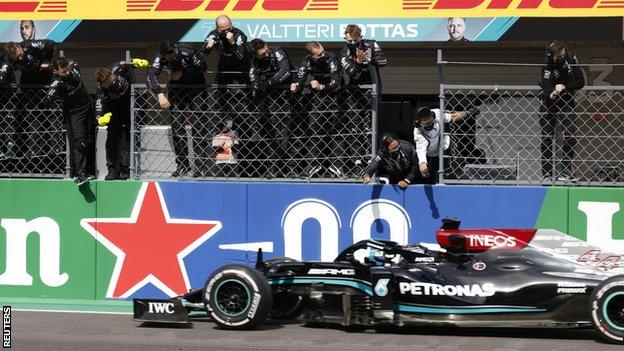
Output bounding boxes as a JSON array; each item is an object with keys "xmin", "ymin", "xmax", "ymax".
[
  {"xmin": 589, "ymin": 275, "xmax": 624, "ymax": 344},
  {"xmin": 204, "ymin": 264, "xmax": 273, "ymax": 330}
]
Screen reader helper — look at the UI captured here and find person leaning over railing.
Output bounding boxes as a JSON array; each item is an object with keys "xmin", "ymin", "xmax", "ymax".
[
  {"xmin": 147, "ymin": 41, "xmax": 207, "ymax": 178},
  {"xmin": 291, "ymin": 41, "xmax": 344, "ymax": 179},
  {"xmin": 0, "ymin": 52, "xmax": 16, "ymax": 160},
  {"xmin": 248, "ymin": 38, "xmax": 292, "ymax": 178},
  {"xmin": 44, "ymin": 57, "xmax": 95, "ymax": 186},
  {"xmin": 538, "ymin": 41, "xmax": 585, "ymax": 183},
  {"xmin": 4, "ymin": 39, "xmax": 57, "ymax": 160},
  {"xmin": 413, "ymin": 107, "xmax": 479, "ymax": 184},
  {"xmin": 95, "ymin": 58, "xmax": 149, "ymax": 181},
  {"xmin": 362, "ymin": 133, "xmax": 419, "ymax": 189},
  {"xmin": 203, "ymin": 14, "xmax": 250, "ymax": 85}
]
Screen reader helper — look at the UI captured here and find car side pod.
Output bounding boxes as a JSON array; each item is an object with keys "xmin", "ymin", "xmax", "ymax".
[{"xmin": 133, "ymin": 298, "xmax": 190, "ymax": 325}]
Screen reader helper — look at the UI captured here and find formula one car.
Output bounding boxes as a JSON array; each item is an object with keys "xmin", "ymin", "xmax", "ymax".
[{"xmin": 134, "ymin": 219, "xmax": 624, "ymax": 343}]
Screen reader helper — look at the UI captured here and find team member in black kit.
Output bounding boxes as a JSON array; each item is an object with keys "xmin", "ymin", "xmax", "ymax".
[
  {"xmin": 148, "ymin": 41, "xmax": 207, "ymax": 178},
  {"xmin": 203, "ymin": 15, "xmax": 250, "ymax": 84},
  {"xmin": 340, "ymin": 24, "xmax": 387, "ymax": 91},
  {"xmin": 538, "ymin": 41, "xmax": 585, "ymax": 183},
  {"xmin": 4, "ymin": 40, "xmax": 57, "ymax": 159},
  {"xmin": 44, "ymin": 57, "xmax": 95, "ymax": 185},
  {"xmin": 291, "ymin": 41, "xmax": 344, "ymax": 178},
  {"xmin": 0, "ymin": 53, "xmax": 17, "ymax": 160},
  {"xmin": 203, "ymin": 15, "xmax": 251, "ymax": 177},
  {"xmin": 361, "ymin": 133, "xmax": 419, "ymax": 189},
  {"xmin": 95, "ymin": 58, "xmax": 149, "ymax": 180},
  {"xmin": 248, "ymin": 38, "xmax": 292, "ymax": 178}
]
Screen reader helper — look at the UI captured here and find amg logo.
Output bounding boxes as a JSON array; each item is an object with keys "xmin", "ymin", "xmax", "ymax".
[
  {"xmin": 148, "ymin": 302, "xmax": 175, "ymax": 314},
  {"xmin": 399, "ymin": 282, "xmax": 496, "ymax": 297},
  {"xmin": 468, "ymin": 234, "xmax": 516, "ymax": 248},
  {"xmin": 413, "ymin": 257, "xmax": 435, "ymax": 263},
  {"xmin": 307, "ymin": 268, "xmax": 355, "ymax": 275}
]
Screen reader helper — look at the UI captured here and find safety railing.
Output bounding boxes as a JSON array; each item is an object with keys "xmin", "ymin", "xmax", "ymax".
[
  {"xmin": 0, "ymin": 84, "xmax": 67, "ymax": 178},
  {"xmin": 130, "ymin": 83, "xmax": 379, "ymax": 181},
  {"xmin": 437, "ymin": 50, "xmax": 624, "ymax": 187}
]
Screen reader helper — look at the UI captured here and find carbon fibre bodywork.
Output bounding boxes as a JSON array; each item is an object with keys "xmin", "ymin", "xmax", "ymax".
[{"xmin": 134, "ymin": 219, "xmax": 624, "ymax": 338}]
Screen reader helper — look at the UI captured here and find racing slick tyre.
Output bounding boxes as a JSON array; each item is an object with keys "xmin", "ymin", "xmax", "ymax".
[
  {"xmin": 204, "ymin": 264, "xmax": 273, "ymax": 330},
  {"xmin": 589, "ymin": 275, "xmax": 624, "ymax": 344}
]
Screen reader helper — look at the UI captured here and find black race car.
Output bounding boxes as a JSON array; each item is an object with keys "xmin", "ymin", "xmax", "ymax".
[{"xmin": 134, "ymin": 219, "xmax": 624, "ymax": 343}]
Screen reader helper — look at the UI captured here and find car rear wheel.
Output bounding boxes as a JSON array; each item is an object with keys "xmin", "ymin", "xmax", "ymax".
[
  {"xmin": 204, "ymin": 264, "xmax": 273, "ymax": 330},
  {"xmin": 589, "ymin": 275, "xmax": 624, "ymax": 344}
]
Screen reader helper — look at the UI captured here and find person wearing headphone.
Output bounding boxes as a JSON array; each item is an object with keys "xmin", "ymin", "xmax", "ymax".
[
  {"xmin": 361, "ymin": 133, "xmax": 419, "ymax": 189},
  {"xmin": 539, "ymin": 41, "xmax": 585, "ymax": 183},
  {"xmin": 413, "ymin": 106, "xmax": 479, "ymax": 184}
]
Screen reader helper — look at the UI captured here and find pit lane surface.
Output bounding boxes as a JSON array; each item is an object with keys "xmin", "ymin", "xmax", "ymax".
[{"xmin": 12, "ymin": 311, "xmax": 623, "ymax": 351}]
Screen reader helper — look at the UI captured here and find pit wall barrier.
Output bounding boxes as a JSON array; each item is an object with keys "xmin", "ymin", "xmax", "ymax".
[{"xmin": 0, "ymin": 179, "xmax": 621, "ymax": 301}]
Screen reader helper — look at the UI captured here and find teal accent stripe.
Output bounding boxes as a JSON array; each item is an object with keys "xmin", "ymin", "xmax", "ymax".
[
  {"xmin": 46, "ymin": 20, "xmax": 82, "ymax": 42},
  {"xmin": 474, "ymin": 17, "xmax": 519, "ymax": 41},
  {"xmin": 268, "ymin": 278, "xmax": 373, "ymax": 296},
  {"xmin": 395, "ymin": 304, "xmax": 547, "ymax": 314}
]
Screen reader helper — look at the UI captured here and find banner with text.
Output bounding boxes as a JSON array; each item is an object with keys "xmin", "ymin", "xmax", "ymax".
[
  {"xmin": 181, "ymin": 17, "xmax": 509, "ymax": 42},
  {"xmin": 0, "ymin": 0, "xmax": 623, "ymax": 21},
  {"xmin": 0, "ymin": 179, "xmax": 623, "ymax": 301}
]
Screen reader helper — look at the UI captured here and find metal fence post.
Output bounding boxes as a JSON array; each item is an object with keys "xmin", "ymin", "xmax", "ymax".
[
  {"xmin": 130, "ymin": 83, "xmax": 136, "ymax": 180},
  {"xmin": 437, "ymin": 49, "xmax": 446, "ymax": 185},
  {"xmin": 125, "ymin": 50, "xmax": 137, "ymax": 180},
  {"xmin": 65, "ymin": 133, "xmax": 71, "ymax": 179},
  {"xmin": 371, "ymin": 84, "xmax": 379, "ymax": 165}
]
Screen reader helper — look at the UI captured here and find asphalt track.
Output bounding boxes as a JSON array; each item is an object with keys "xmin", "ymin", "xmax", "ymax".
[{"xmin": 10, "ymin": 310, "xmax": 624, "ymax": 351}]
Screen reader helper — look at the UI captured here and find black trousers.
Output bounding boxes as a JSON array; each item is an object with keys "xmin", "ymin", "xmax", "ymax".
[
  {"xmin": 169, "ymin": 87, "xmax": 204, "ymax": 172},
  {"xmin": 540, "ymin": 98, "xmax": 577, "ymax": 177},
  {"xmin": 240, "ymin": 88, "xmax": 292, "ymax": 177},
  {"xmin": 105, "ymin": 105, "xmax": 130, "ymax": 177},
  {"xmin": 304, "ymin": 91, "xmax": 344, "ymax": 168},
  {"xmin": 66, "ymin": 100, "xmax": 96, "ymax": 177},
  {"xmin": 0, "ymin": 89, "xmax": 16, "ymax": 153},
  {"xmin": 340, "ymin": 86, "xmax": 376, "ymax": 175}
]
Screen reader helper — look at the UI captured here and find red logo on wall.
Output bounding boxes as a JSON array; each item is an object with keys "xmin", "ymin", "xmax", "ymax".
[
  {"xmin": 403, "ymin": 0, "xmax": 607, "ymax": 10},
  {"xmin": 81, "ymin": 182, "xmax": 222, "ymax": 298},
  {"xmin": 127, "ymin": 0, "xmax": 338, "ymax": 12},
  {"xmin": 0, "ymin": 1, "xmax": 67, "ymax": 12}
]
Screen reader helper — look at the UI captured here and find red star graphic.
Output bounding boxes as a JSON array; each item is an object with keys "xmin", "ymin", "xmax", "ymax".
[{"xmin": 81, "ymin": 182, "xmax": 221, "ymax": 298}]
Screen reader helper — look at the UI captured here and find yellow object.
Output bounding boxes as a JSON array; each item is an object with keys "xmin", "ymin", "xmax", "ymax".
[
  {"xmin": 98, "ymin": 113, "xmax": 112, "ymax": 127},
  {"xmin": 0, "ymin": 0, "xmax": 621, "ymax": 20},
  {"xmin": 132, "ymin": 58, "xmax": 149, "ymax": 69}
]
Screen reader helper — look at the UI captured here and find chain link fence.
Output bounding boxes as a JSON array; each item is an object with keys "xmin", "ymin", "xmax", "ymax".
[
  {"xmin": 440, "ymin": 85, "xmax": 624, "ymax": 186},
  {"xmin": 131, "ymin": 84, "xmax": 378, "ymax": 181},
  {"xmin": 0, "ymin": 85, "xmax": 67, "ymax": 178}
]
